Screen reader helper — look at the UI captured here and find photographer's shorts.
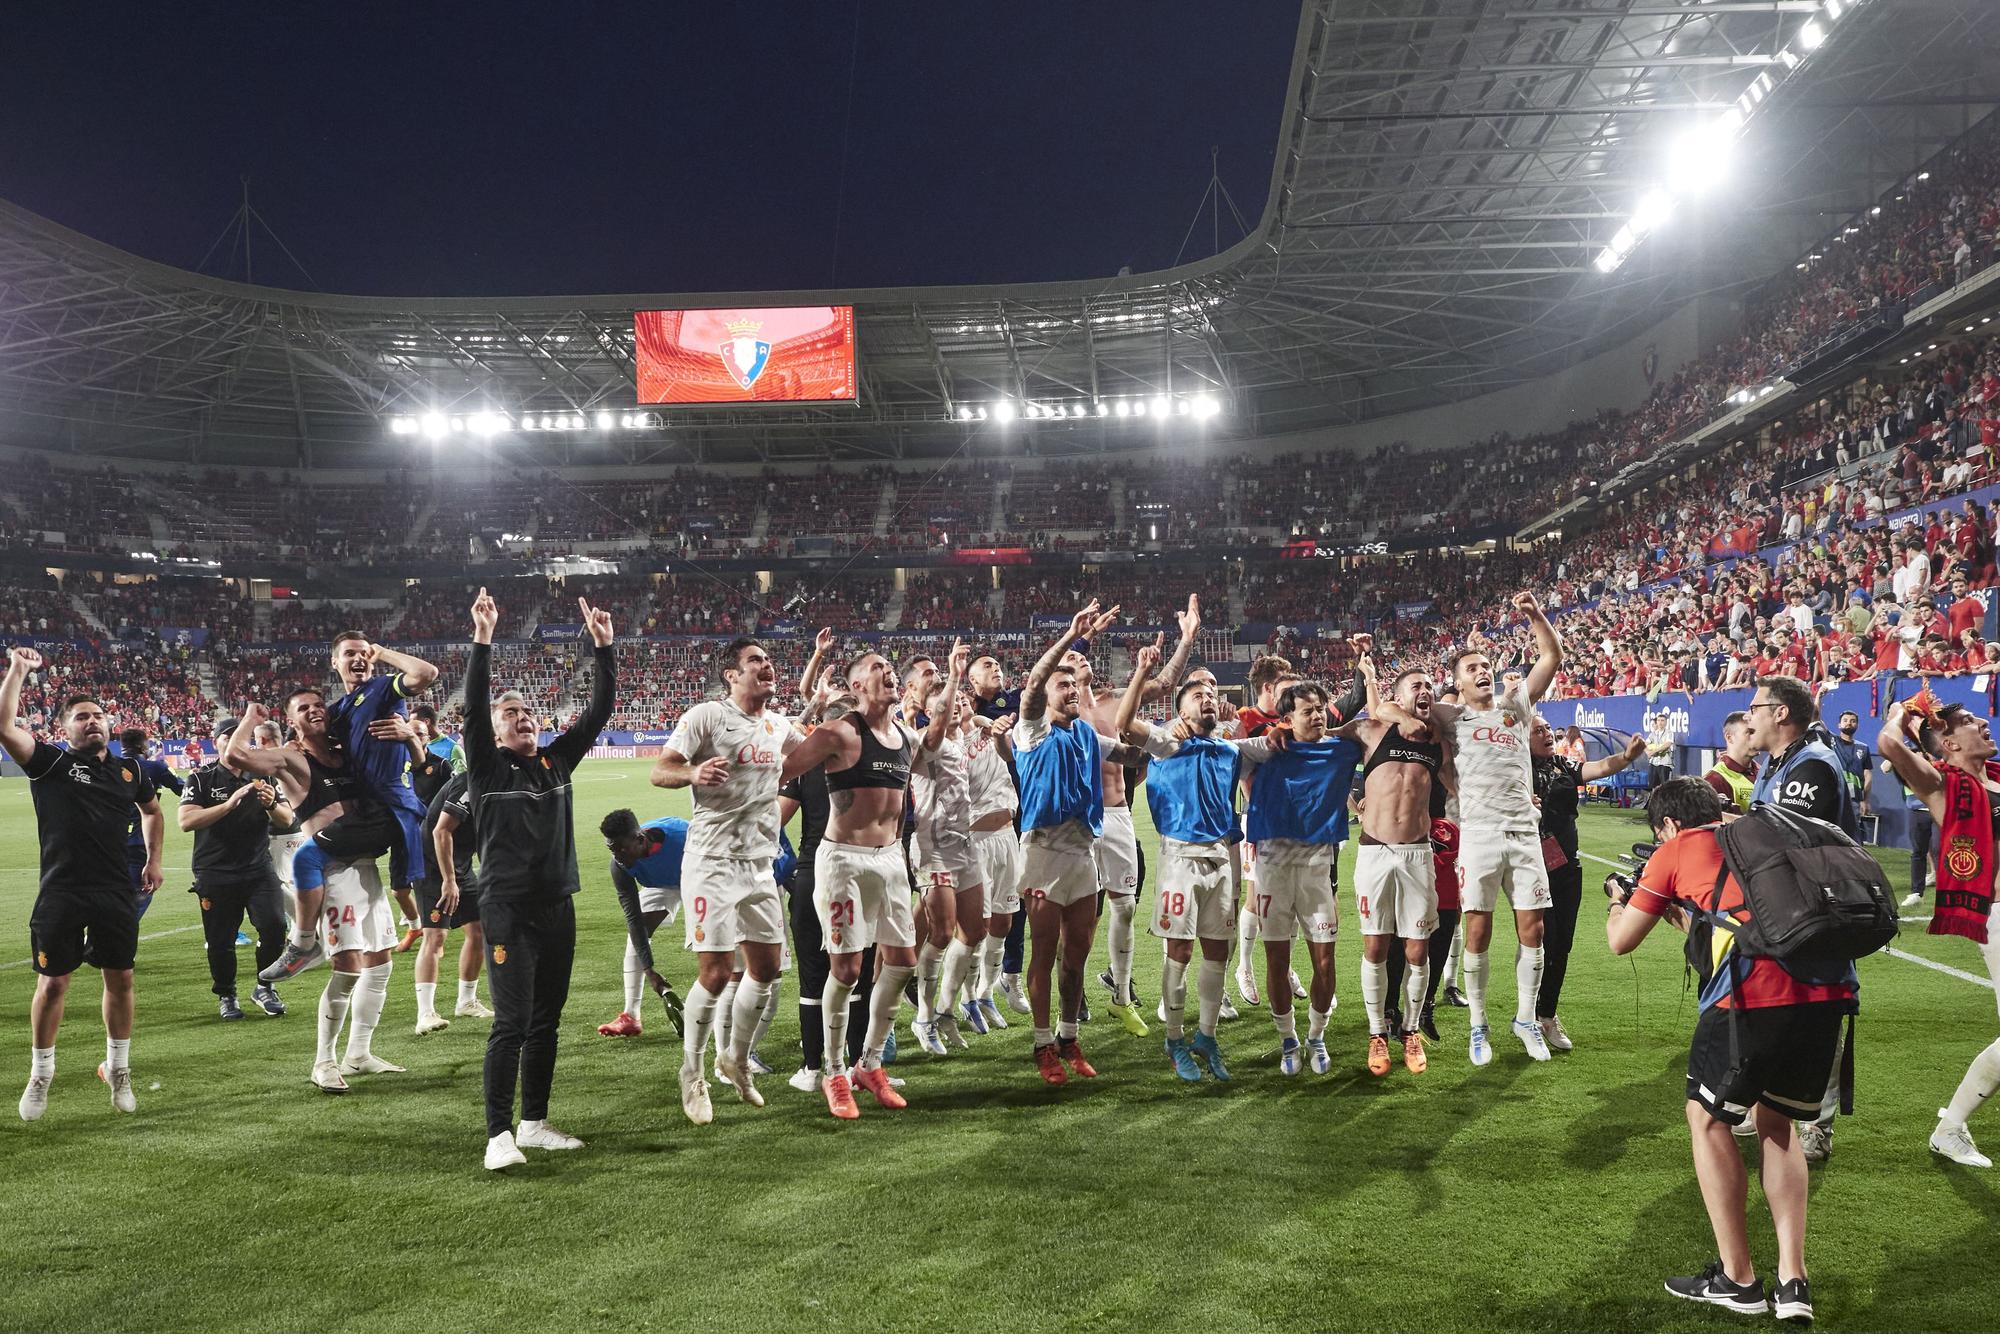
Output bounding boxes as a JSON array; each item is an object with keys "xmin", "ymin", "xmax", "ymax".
[{"xmin": 1686, "ymin": 1000, "xmax": 1845, "ymax": 1125}]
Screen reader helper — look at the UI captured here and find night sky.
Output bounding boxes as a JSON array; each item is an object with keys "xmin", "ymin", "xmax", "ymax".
[{"xmin": 1, "ymin": 3, "xmax": 1297, "ymax": 298}]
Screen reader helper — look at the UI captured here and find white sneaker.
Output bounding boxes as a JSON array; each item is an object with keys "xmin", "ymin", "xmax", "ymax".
[
  {"xmin": 415, "ymin": 1012, "xmax": 451, "ymax": 1035},
  {"xmin": 787, "ymin": 1066, "xmax": 820, "ymax": 1094},
  {"xmin": 19, "ymin": 1073, "xmax": 50, "ymax": 1122},
  {"xmin": 338, "ymin": 1052, "xmax": 407, "ymax": 1076},
  {"xmin": 747, "ymin": 1050, "xmax": 774, "ymax": 1076},
  {"xmin": 911, "ymin": 1019, "xmax": 949, "ymax": 1057},
  {"xmin": 936, "ymin": 1011, "xmax": 968, "ymax": 1050},
  {"xmin": 1235, "ymin": 966, "xmax": 1261, "ymax": 1007},
  {"xmin": 1468, "ymin": 1024, "xmax": 1493, "ymax": 1067},
  {"xmin": 1218, "ymin": 994, "xmax": 1240, "ymax": 1022},
  {"xmin": 455, "ymin": 998, "xmax": 495, "ymax": 1019},
  {"xmin": 485, "ymin": 1130, "xmax": 528, "ymax": 1170},
  {"xmin": 680, "ymin": 1068, "xmax": 713, "ymax": 1125},
  {"xmin": 516, "ymin": 1119, "xmax": 584, "ymax": 1151},
  {"xmin": 1288, "ymin": 970, "xmax": 1307, "ymax": 1000},
  {"xmin": 978, "ymin": 997, "xmax": 1008, "ymax": 1030},
  {"xmin": 1511, "ymin": 1018, "xmax": 1553, "ymax": 1062},
  {"xmin": 998, "ymin": 975, "xmax": 1031, "ymax": 1015},
  {"xmin": 1931, "ymin": 1113, "xmax": 1992, "ymax": 1168},
  {"xmin": 1538, "ymin": 1015, "xmax": 1573, "ymax": 1052},
  {"xmin": 1797, "ymin": 1121, "xmax": 1833, "ymax": 1163},
  {"xmin": 1899, "ymin": 892, "xmax": 1924, "ymax": 911},
  {"xmin": 1307, "ymin": 1036, "xmax": 1331, "ymax": 1074},
  {"xmin": 97, "ymin": 1062, "xmax": 136, "ymax": 1113},
  {"xmin": 715, "ymin": 1054, "xmax": 766, "ymax": 1108},
  {"xmin": 310, "ymin": 1060, "xmax": 349, "ymax": 1094}
]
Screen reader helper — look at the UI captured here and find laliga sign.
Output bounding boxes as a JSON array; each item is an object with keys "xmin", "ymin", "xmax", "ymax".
[{"xmin": 1575, "ymin": 707, "xmax": 1608, "ymax": 728}]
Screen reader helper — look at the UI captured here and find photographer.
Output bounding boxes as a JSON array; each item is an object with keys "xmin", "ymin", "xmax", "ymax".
[{"xmin": 1605, "ymin": 777, "xmax": 1852, "ymax": 1325}]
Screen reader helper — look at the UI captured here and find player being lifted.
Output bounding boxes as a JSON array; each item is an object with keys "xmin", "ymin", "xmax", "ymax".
[
  {"xmin": 1350, "ymin": 663, "xmax": 1455, "ymax": 1075},
  {"xmin": 1113, "ymin": 636, "xmax": 1291, "ymax": 1081},
  {"xmin": 1383, "ymin": 593, "xmax": 1562, "ymax": 1066},
  {"xmin": 652, "ymin": 638, "xmax": 806, "ymax": 1125},
  {"xmin": 781, "ymin": 649, "xmax": 923, "ymax": 1119}
]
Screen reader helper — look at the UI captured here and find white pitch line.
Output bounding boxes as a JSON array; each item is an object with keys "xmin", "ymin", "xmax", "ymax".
[
  {"xmin": 0, "ymin": 923, "xmax": 202, "ymax": 972},
  {"xmin": 1578, "ymin": 853, "xmax": 1980, "ymax": 988}
]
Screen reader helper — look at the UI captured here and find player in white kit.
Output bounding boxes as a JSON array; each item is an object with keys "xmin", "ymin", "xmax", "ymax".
[
  {"xmin": 651, "ymin": 638, "xmax": 809, "ymax": 1124},
  {"xmin": 908, "ymin": 642, "xmax": 987, "ymax": 1054},
  {"xmin": 1395, "ymin": 592, "xmax": 1563, "ymax": 1067},
  {"xmin": 963, "ymin": 684, "xmax": 1020, "ymax": 1033}
]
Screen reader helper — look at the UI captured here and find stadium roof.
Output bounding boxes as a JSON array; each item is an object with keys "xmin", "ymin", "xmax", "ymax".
[{"xmin": 3, "ymin": 0, "xmax": 1997, "ymax": 467}]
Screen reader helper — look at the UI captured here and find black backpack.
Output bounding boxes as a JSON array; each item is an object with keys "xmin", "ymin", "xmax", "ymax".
[{"xmin": 1710, "ymin": 804, "xmax": 1899, "ymax": 963}]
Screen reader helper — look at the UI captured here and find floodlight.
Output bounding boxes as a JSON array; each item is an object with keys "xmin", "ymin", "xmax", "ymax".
[{"xmin": 421, "ymin": 413, "xmax": 449, "ymax": 440}]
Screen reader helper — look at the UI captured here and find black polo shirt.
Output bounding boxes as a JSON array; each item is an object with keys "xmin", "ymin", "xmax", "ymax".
[
  {"xmin": 24, "ymin": 741, "xmax": 156, "ymax": 895},
  {"xmin": 420, "ymin": 771, "xmax": 478, "ymax": 891},
  {"xmin": 184, "ymin": 762, "xmax": 282, "ymax": 887}
]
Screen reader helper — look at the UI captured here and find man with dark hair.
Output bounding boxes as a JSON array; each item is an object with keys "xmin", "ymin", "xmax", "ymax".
[
  {"xmin": 117, "ymin": 726, "xmax": 182, "ymax": 920},
  {"xmin": 966, "ymin": 650, "xmax": 1029, "ymax": 1014},
  {"xmin": 1607, "ymin": 776, "xmax": 1846, "ymax": 1324},
  {"xmin": 464, "ymin": 590, "xmax": 615, "ymax": 1170},
  {"xmin": 1231, "ymin": 647, "xmax": 1295, "ymax": 1006},
  {"xmin": 179, "ymin": 717, "xmax": 292, "ymax": 1021},
  {"xmin": 653, "ymin": 635, "xmax": 804, "ymax": 1125},
  {"xmin": 1827, "ymin": 710, "xmax": 1871, "ymax": 821},
  {"xmin": 4, "ymin": 649, "xmax": 163, "ymax": 1120}
]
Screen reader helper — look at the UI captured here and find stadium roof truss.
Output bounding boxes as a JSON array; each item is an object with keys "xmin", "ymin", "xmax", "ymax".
[{"xmin": 2, "ymin": 0, "xmax": 1997, "ymax": 467}]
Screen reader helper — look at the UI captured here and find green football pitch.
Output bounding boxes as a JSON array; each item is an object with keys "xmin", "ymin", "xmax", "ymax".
[{"xmin": 1, "ymin": 760, "xmax": 1994, "ymax": 1333}]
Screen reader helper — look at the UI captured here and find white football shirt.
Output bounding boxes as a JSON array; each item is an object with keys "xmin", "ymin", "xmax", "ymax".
[
  {"xmin": 1450, "ymin": 679, "xmax": 1538, "ymax": 835},
  {"xmin": 665, "ymin": 699, "xmax": 802, "ymax": 859}
]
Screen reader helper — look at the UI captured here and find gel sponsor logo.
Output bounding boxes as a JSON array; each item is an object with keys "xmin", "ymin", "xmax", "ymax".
[
  {"xmin": 1468, "ymin": 727, "xmax": 1521, "ymax": 748},
  {"xmin": 735, "ymin": 743, "xmax": 778, "ymax": 766}
]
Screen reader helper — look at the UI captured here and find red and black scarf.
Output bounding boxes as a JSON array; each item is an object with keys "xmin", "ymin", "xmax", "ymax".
[{"xmin": 1933, "ymin": 762, "xmax": 2000, "ymax": 945}]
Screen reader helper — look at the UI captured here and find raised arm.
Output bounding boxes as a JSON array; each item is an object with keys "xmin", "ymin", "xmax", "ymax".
[
  {"xmin": 0, "ymin": 646, "xmax": 42, "ymax": 764},
  {"xmin": 922, "ymin": 640, "xmax": 969, "ymax": 752},
  {"xmin": 1580, "ymin": 732, "xmax": 1648, "ymax": 783},
  {"xmin": 800, "ymin": 626, "xmax": 837, "ymax": 702},
  {"xmin": 550, "ymin": 598, "xmax": 616, "ymax": 766},
  {"xmin": 1877, "ymin": 699, "xmax": 1947, "ymax": 821},
  {"xmin": 1328, "ymin": 635, "xmax": 1373, "ymax": 725},
  {"xmin": 462, "ymin": 588, "xmax": 498, "ymax": 770},
  {"xmin": 1140, "ymin": 596, "xmax": 1200, "ymax": 704},
  {"xmin": 370, "ymin": 643, "xmax": 439, "ymax": 694},
  {"xmin": 1115, "ymin": 634, "xmax": 1164, "ymax": 743},
  {"xmin": 780, "ymin": 724, "xmax": 848, "ymax": 783},
  {"xmin": 1515, "ymin": 591, "xmax": 1563, "ymax": 703},
  {"xmin": 223, "ymin": 701, "xmax": 306, "ymax": 782},
  {"xmin": 1022, "ymin": 600, "xmax": 1116, "ymax": 722}
]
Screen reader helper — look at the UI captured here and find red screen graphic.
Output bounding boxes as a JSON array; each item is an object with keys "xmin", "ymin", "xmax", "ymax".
[{"xmin": 634, "ymin": 306, "xmax": 857, "ymax": 405}]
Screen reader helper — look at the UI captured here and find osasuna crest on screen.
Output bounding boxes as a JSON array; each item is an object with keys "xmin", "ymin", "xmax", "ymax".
[{"xmin": 720, "ymin": 319, "xmax": 771, "ymax": 390}]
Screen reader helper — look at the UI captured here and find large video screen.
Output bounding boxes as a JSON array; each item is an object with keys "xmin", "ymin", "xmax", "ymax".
[{"xmin": 634, "ymin": 306, "xmax": 857, "ymax": 405}]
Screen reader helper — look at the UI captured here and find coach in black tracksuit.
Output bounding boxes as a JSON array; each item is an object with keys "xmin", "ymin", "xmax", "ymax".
[
  {"xmin": 180, "ymin": 718, "xmax": 293, "ymax": 1018},
  {"xmin": 464, "ymin": 591, "xmax": 615, "ymax": 1153}
]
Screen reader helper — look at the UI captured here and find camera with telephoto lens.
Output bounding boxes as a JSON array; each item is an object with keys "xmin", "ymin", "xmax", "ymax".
[{"xmin": 1603, "ymin": 871, "xmax": 1638, "ymax": 901}]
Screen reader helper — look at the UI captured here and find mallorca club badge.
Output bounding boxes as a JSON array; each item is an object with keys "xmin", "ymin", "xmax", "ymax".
[
  {"xmin": 720, "ymin": 319, "xmax": 771, "ymax": 391},
  {"xmin": 1946, "ymin": 834, "xmax": 1981, "ymax": 881}
]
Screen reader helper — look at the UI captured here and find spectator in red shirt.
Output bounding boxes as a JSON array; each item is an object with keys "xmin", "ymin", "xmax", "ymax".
[{"xmin": 1946, "ymin": 574, "xmax": 1985, "ymax": 640}]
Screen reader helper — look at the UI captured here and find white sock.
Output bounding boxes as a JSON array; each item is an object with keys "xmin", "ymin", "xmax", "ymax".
[
  {"xmin": 941, "ymin": 939, "xmax": 976, "ymax": 1018},
  {"xmin": 822, "ymin": 975, "xmax": 856, "ymax": 1077},
  {"xmin": 726, "ymin": 976, "xmax": 770, "ymax": 1066},
  {"xmin": 1361, "ymin": 956, "xmax": 1389, "ymax": 1036},
  {"xmin": 105, "ymin": 1036, "xmax": 130, "ymax": 1073},
  {"xmin": 1107, "ymin": 895, "xmax": 1137, "ymax": 1003},
  {"xmin": 622, "ymin": 938, "xmax": 645, "ymax": 1019},
  {"xmin": 289, "ymin": 915, "xmax": 317, "ymax": 950},
  {"xmin": 751, "ymin": 976, "xmax": 781, "ymax": 1053},
  {"xmin": 457, "ymin": 978, "xmax": 479, "ymax": 1007},
  {"xmin": 1404, "ymin": 959, "xmax": 1431, "ymax": 1033},
  {"xmin": 712, "ymin": 977, "xmax": 740, "ymax": 1056},
  {"xmin": 415, "ymin": 981, "xmax": 438, "ymax": 1019},
  {"xmin": 681, "ymin": 982, "xmax": 723, "ymax": 1077},
  {"xmin": 316, "ymin": 970, "xmax": 360, "ymax": 1065},
  {"xmin": 860, "ymin": 964, "xmax": 914, "ymax": 1069},
  {"xmin": 1442, "ymin": 924, "xmax": 1462, "ymax": 989},
  {"xmin": 344, "ymin": 960, "xmax": 392, "ymax": 1062},
  {"xmin": 1463, "ymin": 949, "xmax": 1490, "ymax": 1028},
  {"xmin": 1235, "ymin": 905, "xmax": 1259, "ymax": 972},
  {"xmin": 916, "ymin": 940, "xmax": 943, "ymax": 1023},
  {"xmin": 1161, "ymin": 955, "xmax": 1189, "ymax": 1039},
  {"xmin": 1273, "ymin": 1007, "xmax": 1297, "ymax": 1041},
  {"xmin": 1308, "ymin": 1005, "xmax": 1330, "ymax": 1041},
  {"xmin": 30, "ymin": 1047, "xmax": 53, "ymax": 1080},
  {"xmin": 1944, "ymin": 1036, "xmax": 2000, "ymax": 1126},
  {"xmin": 1057, "ymin": 1017, "xmax": 1078, "ymax": 1041},
  {"xmin": 1197, "ymin": 957, "xmax": 1225, "ymax": 1037},
  {"xmin": 1515, "ymin": 945, "xmax": 1544, "ymax": 1027},
  {"xmin": 975, "ymin": 934, "xmax": 1003, "ymax": 1001}
]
